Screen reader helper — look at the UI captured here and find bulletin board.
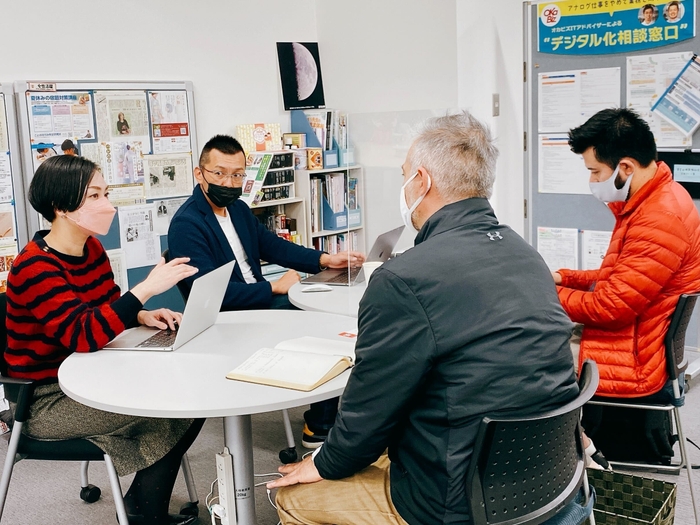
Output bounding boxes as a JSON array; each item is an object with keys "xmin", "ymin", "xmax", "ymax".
[
  {"xmin": 523, "ymin": 0, "xmax": 700, "ymax": 347},
  {"xmin": 14, "ymin": 80, "xmax": 198, "ymax": 310},
  {"xmin": 523, "ymin": 0, "xmax": 700, "ymax": 256},
  {"xmin": 0, "ymin": 83, "xmax": 30, "ymax": 295}
]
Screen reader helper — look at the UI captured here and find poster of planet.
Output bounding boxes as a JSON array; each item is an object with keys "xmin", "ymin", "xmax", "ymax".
[{"xmin": 276, "ymin": 42, "xmax": 326, "ymax": 110}]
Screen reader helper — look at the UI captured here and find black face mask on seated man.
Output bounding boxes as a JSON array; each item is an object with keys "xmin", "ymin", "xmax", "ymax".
[{"xmin": 204, "ymin": 181, "xmax": 243, "ymax": 208}]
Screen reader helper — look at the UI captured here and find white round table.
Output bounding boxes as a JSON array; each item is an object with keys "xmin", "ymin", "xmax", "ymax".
[
  {"xmin": 59, "ymin": 310, "xmax": 357, "ymax": 525},
  {"xmin": 288, "ymin": 282, "xmax": 365, "ymax": 317}
]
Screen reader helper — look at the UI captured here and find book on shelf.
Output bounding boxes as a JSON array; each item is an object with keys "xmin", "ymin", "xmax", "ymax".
[
  {"xmin": 226, "ymin": 336, "xmax": 355, "ymax": 391},
  {"xmin": 292, "ymin": 109, "xmax": 346, "ymax": 151},
  {"xmin": 236, "ymin": 123, "xmax": 283, "ymax": 154},
  {"xmin": 348, "ymin": 177, "xmax": 358, "ymax": 209}
]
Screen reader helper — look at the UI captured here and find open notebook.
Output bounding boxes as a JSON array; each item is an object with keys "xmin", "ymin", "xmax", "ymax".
[{"xmin": 226, "ymin": 336, "xmax": 355, "ymax": 391}]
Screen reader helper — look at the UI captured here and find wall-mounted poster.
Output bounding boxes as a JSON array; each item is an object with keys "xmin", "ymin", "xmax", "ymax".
[
  {"xmin": 277, "ymin": 42, "xmax": 326, "ymax": 110},
  {"xmin": 148, "ymin": 91, "xmax": 191, "ymax": 154},
  {"xmin": 26, "ymin": 91, "xmax": 95, "ymax": 144},
  {"xmin": 538, "ymin": 0, "xmax": 695, "ymax": 55}
]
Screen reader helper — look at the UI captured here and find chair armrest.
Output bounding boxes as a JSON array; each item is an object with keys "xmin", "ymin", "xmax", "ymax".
[{"xmin": 0, "ymin": 375, "xmax": 36, "ymax": 423}]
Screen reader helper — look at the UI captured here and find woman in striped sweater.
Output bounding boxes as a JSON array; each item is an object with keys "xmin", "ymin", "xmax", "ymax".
[{"xmin": 5, "ymin": 155, "xmax": 201, "ymax": 525}]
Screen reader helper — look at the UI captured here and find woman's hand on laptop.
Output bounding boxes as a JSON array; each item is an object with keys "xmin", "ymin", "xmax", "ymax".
[
  {"xmin": 321, "ymin": 251, "xmax": 366, "ymax": 269},
  {"xmin": 137, "ymin": 308, "xmax": 183, "ymax": 331}
]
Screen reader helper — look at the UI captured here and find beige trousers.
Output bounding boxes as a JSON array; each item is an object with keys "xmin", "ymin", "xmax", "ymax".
[{"xmin": 276, "ymin": 454, "xmax": 409, "ymax": 525}]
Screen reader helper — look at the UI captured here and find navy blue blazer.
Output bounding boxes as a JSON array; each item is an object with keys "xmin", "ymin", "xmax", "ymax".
[{"xmin": 168, "ymin": 185, "xmax": 323, "ymax": 310}]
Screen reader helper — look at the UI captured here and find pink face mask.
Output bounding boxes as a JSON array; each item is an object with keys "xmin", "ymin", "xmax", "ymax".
[{"xmin": 64, "ymin": 196, "xmax": 116, "ymax": 236}]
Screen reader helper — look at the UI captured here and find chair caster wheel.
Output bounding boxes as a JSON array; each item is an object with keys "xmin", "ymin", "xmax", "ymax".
[
  {"xmin": 179, "ymin": 501, "xmax": 199, "ymax": 517},
  {"xmin": 80, "ymin": 484, "xmax": 101, "ymax": 503},
  {"xmin": 279, "ymin": 447, "xmax": 298, "ymax": 464}
]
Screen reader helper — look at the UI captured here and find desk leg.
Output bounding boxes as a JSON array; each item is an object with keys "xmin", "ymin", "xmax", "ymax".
[{"xmin": 223, "ymin": 415, "xmax": 257, "ymax": 525}]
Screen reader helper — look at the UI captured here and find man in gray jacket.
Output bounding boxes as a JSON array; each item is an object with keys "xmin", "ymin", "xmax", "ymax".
[{"xmin": 268, "ymin": 112, "xmax": 579, "ymax": 525}]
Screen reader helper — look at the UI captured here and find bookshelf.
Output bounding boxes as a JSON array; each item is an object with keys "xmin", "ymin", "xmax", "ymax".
[
  {"xmin": 240, "ymin": 151, "xmax": 309, "ymax": 280},
  {"xmin": 295, "ymin": 165, "xmax": 365, "ymax": 254}
]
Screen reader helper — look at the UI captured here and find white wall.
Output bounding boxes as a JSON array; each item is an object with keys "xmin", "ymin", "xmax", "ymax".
[
  {"xmin": 0, "ymin": 0, "xmax": 320, "ymax": 145},
  {"xmin": 457, "ymin": 0, "xmax": 525, "ymax": 235},
  {"xmin": 1, "ymin": 0, "xmax": 463, "ymax": 250},
  {"xmin": 314, "ymin": 0, "xmax": 460, "ymax": 248}
]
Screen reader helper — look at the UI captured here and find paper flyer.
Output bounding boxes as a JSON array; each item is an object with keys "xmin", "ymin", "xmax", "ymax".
[
  {"xmin": 537, "ymin": 226, "xmax": 579, "ymax": 271},
  {"xmin": 107, "ymin": 184, "xmax": 145, "ymax": 207},
  {"xmin": 106, "ymin": 248, "xmax": 129, "ymax": 293},
  {"xmin": 25, "ymin": 91, "xmax": 95, "ymax": 144},
  {"xmin": 143, "ymin": 153, "xmax": 194, "ymax": 199},
  {"xmin": 627, "ymin": 52, "xmax": 694, "ymax": 147},
  {"xmin": 149, "ymin": 90, "xmax": 191, "ymax": 154},
  {"xmin": 94, "ymin": 91, "xmax": 151, "ymax": 153},
  {"xmin": 581, "ymin": 230, "xmax": 613, "ymax": 270},
  {"xmin": 0, "ymin": 95, "xmax": 7, "ymax": 152},
  {"xmin": 0, "ymin": 154, "xmax": 13, "ymax": 203},
  {"xmin": 0, "ymin": 239, "xmax": 18, "ymax": 293},
  {"xmin": 538, "ymin": 134, "xmax": 590, "ymax": 194},
  {"xmin": 538, "ymin": 68, "xmax": 621, "ymax": 132},
  {"xmin": 153, "ymin": 197, "xmax": 188, "ymax": 235},
  {"xmin": 117, "ymin": 204, "xmax": 160, "ymax": 269},
  {"xmin": 652, "ymin": 55, "xmax": 700, "ymax": 137}
]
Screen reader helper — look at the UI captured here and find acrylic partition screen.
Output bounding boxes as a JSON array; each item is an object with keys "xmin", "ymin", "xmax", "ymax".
[
  {"xmin": 15, "ymin": 81, "xmax": 198, "ymax": 311},
  {"xmin": 348, "ymin": 108, "xmax": 464, "ymax": 257}
]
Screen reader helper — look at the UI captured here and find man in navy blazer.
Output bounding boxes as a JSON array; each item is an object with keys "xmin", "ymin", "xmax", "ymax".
[
  {"xmin": 168, "ymin": 134, "xmax": 364, "ymax": 311},
  {"xmin": 168, "ymin": 134, "xmax": 364, "ymax": 446}
]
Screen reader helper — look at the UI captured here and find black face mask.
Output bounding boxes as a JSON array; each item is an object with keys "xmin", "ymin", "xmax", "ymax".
[{"xmin": 204, "ymin": 182, "xmax": 242, "ymax": 208}]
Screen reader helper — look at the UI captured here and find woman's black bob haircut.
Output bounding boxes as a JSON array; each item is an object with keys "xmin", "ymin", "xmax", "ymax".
[{"xmin": 28, "ymin": 155, "xmax": 100, "ymax": 223}]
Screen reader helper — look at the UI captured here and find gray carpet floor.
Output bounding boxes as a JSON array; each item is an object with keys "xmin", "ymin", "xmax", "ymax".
[{"xmin": 1, "ymin": 395, "xmax": 700, "ymax": 525}]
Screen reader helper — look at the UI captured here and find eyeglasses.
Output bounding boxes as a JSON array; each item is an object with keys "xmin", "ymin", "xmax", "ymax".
[{"xmin": 200, "ymin": 166, "xmax": 246, "ymax": 181}]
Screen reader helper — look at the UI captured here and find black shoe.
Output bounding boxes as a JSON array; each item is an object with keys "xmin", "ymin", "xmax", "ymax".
[{"xmin": 301, "ymin": 423, "xmax": 328, "ymax": 449}]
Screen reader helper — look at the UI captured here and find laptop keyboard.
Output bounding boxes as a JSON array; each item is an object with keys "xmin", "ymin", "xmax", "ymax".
[
  {"xmin": 325, "ymin": 267, "xmax": 361, "ymax": 284},
  {"xmin": 137, "ymin": 329, "xmax": 178, "ymax": 348}
]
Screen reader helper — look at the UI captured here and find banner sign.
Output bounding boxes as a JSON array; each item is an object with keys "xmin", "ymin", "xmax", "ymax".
[{"xmin": 538, "ymin": 0, "xmax": 695, "ymax": 55}]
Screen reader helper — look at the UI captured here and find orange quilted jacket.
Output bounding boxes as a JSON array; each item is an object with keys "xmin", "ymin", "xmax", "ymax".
[{"xmin": 557, "ymin": 162, "xmax": 700, "ymax": 397}]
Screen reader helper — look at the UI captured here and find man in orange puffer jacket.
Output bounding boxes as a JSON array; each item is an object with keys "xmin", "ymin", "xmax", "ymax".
[{"xmin": 553, "ymin": 108, "xmax": 700, "ymax": 399}]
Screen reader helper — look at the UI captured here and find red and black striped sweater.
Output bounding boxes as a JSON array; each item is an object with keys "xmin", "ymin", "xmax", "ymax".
[{"xmin": 5, "ymin": 232, "xmax": 142, "ymax": 381}]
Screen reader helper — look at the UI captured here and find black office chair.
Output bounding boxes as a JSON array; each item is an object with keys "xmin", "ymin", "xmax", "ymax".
[
  {"xmin": 466, "ymin": 360, "xmax": 599, "ymax": 525},
  {"xmin": 163, "ymin": 248, "xmax": 299, "ymax": 463},
  {"xmin": 588, "ymin": 292, "xmax": 699, "ymax": 524},
  {"xmin": 0, "ymin": 292, "xmax": 199, "ymax": 523}
]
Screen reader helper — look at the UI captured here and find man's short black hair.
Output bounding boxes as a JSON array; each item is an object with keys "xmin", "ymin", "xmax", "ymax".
[
  {"xmin": 29, "ymin": 155, "xmax": 98, "ymax": 223},
  {"xmin": 643, "ymin": 4, "xmax": 655, "ymax": 12},
  {"xmin": 60, "ymin": 139, "xmax": 76, "ymax": 152},
  {"xmin": 568, "ymin": 108, "xmax": 657, "ymax": 169},
  {"xmin": 667, "ymin": 1, "xmax": 680, "ymax": 9},
  {"xmin": 199, "ymin": 135, "xmax": 245, "ymax": 166}
]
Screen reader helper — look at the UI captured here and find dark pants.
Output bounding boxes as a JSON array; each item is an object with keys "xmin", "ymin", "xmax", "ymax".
[{"xmin": 270, "ymin": 292, "xmax": 339, "ymax": 428}]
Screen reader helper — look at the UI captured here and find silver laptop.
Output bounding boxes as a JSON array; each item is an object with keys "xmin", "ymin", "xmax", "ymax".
[
  {"xmin": 103, "ymin": 261, "xmax": 235, "ymax": 351},
  {"xmin": 302, "ymin": 225, "xmax": 405, "ymax": 286}
]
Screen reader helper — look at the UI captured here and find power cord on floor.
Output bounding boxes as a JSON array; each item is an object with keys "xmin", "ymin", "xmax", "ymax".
[{"xmin": 255, "ymin": 472, "xmax": 283, "ymax": 513}]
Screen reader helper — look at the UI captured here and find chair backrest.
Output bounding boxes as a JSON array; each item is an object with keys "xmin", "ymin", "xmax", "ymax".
[
  {"xmin": 162, "ymin": 248, "xmax": 190, "ymax": 303},
  {"xmin": 465, "ymin": 360, "xmax": 599, "ymax": 525},
  {"xmin": 664, "ymin": 292, "xmax": 699, "ymax": 380}
]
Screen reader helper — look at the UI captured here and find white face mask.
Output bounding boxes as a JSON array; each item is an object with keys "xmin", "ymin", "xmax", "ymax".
[
  {"xmin": 589, "ymin": 165, "xmax": 633, "ymax": 203},
  {"xmin": 399, "ymin": 172, "xmax": 431, "ymax": 235}
]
